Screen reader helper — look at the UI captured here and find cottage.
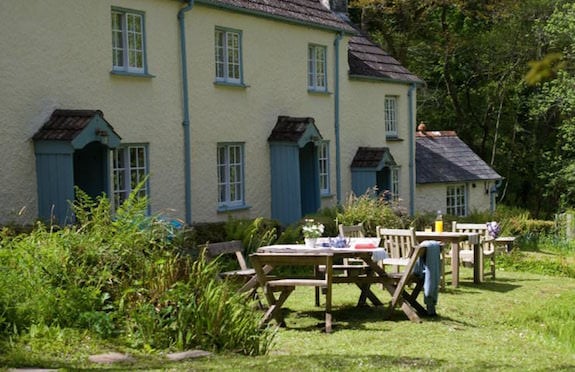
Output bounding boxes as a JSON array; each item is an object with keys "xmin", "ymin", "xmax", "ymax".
[
  {"xmin": 415, "ymin": 130, "xmax": 502, "ymax": 216},
  {"xmin": 0, "ymin": 0, "xmax": 422, "ymax": 226}
]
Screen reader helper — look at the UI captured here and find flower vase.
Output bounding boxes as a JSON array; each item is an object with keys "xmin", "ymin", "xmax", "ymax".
[{"xmin": 305, "ymin": 238, "xmax": 317, "ymax": 248}]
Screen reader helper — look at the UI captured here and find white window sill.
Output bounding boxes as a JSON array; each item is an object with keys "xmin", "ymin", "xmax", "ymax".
[
  {"xmin": 217, "ymin": 204, "xmax": 251, "ymax": 213},
  {"xmin": 110, "ymin": 70, "xmax": 155, "ymax": 78}
]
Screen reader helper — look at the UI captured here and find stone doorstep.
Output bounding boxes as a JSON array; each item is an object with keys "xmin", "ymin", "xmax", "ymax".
[
  {"xmin": 88, "ymin": 349, "xmax": 211, "ymax": 364},
  {"xmin": 166, "ymin": 349, "xmax": 212, "ymax": 361},
  {"xmin": 88, "ymin": 352, "xmax": 134, "ymax": 364}
]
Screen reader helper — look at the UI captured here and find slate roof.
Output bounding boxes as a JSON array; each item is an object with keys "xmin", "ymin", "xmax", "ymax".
[
  {"xmin": 196, "ymin": 0, "xmax": 356, "ymax": 33},
  {"xmin": 348, "ymin": 34, "xmax": 423, "ymax": 83},
  {"xmin": 268, "ymin": 116, "xmax": 317, "ymax": 142},
  {"xmin": 198, "ymin": 0, "xmax": 421, "ymax": 84},
  {"xmin": 32, "ymin": 110, "xmax": 113, "ymax": 141},
  {"xmin": 416, "ymin": 131, "xmax": 501, "ymax": 184},
  {"xmin": 351, "ymin": 147, "xmax": 396, "ymax": 169}
]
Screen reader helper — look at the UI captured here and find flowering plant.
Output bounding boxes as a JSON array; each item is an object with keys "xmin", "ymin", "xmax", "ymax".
[
  {"xmin": 486, "ymin": 221, "xmax": 501, "ymax": 238},
  {"xmin": 302, "ymin": 219, "xmax": 325, "ymax": 239}
]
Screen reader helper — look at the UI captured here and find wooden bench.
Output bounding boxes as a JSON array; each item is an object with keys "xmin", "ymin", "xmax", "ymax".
[{"xmin": 250, "ymin": 252, "xmax": 334, "ymax": 333}]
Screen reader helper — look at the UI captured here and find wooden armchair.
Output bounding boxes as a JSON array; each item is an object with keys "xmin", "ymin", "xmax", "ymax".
[
  {"xmin": 204, "ymin": 240, "xmax": 259, "ymax": 294},
  {"xmin": 249, "ymin": 252, "xmax": 334, "ymax": 333},
  {"xmin": 376, "ymin": 227, "xmax": 428, "ymax": 319},
  {"xmin": 452, "ymin": 222, "xmax": 496, "ymax": 279}
]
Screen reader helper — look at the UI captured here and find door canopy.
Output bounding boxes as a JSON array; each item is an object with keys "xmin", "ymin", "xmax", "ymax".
[
  {"xmin": 267, "ymin": 116, "xmax": 323, "ymax": 147},
  {"xmin": 33, "ymin": 109, "xmax": 121, "ymax": 151},
  {"xmin": 350, "ymin": 147, "xmax": 397, "ymax": 171}
]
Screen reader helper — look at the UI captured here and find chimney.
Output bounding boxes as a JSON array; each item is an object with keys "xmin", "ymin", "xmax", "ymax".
[{"xmin": 330, "ymin": 0, "xmax": 348, "ymax": 14}]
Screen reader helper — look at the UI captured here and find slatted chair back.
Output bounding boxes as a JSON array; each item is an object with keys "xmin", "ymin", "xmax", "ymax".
[
  {"xmin": 452, "ymin": 221, "xmax": 496, "ymax": 278},
  {"xmin": 452, "ymin": 222, "xmax": 490, "ymax": 247},
  {"xmin": 376, "ymin": 227, "xmax": 417, "ymax": 259},
  {"xmin": 338, "ymin": 223, "xmax": 365, "ymax": 238},
  {"xmin": 204, "ymin": 240, "xmax": 261, "ymax": 295},
  {"xmin": 205, "ymin": 240, "xmax": 249, "ymax": 271}
]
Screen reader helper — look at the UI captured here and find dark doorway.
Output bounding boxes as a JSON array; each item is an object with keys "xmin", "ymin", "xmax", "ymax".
[{"xmin": 73, "ymin": 141, "xmax": 108, "ymax": 200}]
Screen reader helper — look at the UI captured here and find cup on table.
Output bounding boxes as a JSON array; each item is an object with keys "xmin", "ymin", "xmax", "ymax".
[{"xmin": 424, "ymin": 226, "xmax": 432, "ymax": 232}]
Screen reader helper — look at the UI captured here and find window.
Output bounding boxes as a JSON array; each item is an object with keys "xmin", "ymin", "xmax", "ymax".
[
  {"xmin": 318, "ymin": 142, "xmax": 330, "ymax": 195},
  {"xmin": 308, "ymin": 44, "xmax": 327, "ymax": 92},
  {"xmin": 111, "ymin": 8, "xmax": 147, "ymax": 74},
  {"xmin": 447, "ymin": 184, "xmax": 467, "ymax": 216},
  {"xmin": 391, "ymin": 167, "xmax": 400, "ymax": 201},
  {"xmin": 217, "ymin": 143, "xmax": 244, "ymax": 208},
  {"xmin": 112, "ymin": 145, "xmax": 148, "ymax": 209},
  {"xmin": 385, "ymin": 96, "xmax": 398, "ymax": 137},
  {"xmin": 215, "ymin": 28, "xmax": 242, "ymax": 84}
]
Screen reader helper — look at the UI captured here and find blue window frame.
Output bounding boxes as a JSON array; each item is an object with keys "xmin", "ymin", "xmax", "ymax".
[
  {"xmin": 112, "ymin": 144, "xmax": 149, "ymax": 209},
  {"xmin": 111, "ymin": 7, "xmax": 149, "ymax": 75},
  {"xmin": 217, "ymin": 143, "xmax": 245, "ymax": 208},
  {"xmin": 215, "ymin": 27, "xmax": 243, "ymax": 85},
  {"xmin": 308, "ymin": 44, "xmax": 327, "ymax": 92},
  {"xmin": 318, "ymin": 141, "xmax": 330, "ymax": 195}
]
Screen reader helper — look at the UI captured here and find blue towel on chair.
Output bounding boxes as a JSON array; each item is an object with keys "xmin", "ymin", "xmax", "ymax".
[{"xmin": 414, "ymin": 241, "xmax": 441, "ymax": 316}]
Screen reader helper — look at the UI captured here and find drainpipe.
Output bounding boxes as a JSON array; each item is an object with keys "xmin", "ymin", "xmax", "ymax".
[
  {"xmin": 408, "ymin": 83, "xmax": 416, "ymax": 216},
  {"xmin": 334, "ymin": 31, "xmax": 343, "ymax": 204},
  {"xmin": 178, "ymin": 0, "xmax": 194, "ymax": 224}
]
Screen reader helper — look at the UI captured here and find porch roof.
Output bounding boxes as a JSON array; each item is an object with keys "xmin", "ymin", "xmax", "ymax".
[{"xmin": 32, "ymin": 109, "xmax": 121, "ymax": 149}]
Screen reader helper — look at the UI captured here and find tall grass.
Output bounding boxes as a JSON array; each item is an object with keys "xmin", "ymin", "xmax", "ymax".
[{"xmin": 0, "ymin": 189, "xmax": 272, "ymax": 355}]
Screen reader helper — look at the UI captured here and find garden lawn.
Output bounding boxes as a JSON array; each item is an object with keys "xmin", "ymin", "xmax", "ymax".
[{"xmin": 2, "ymin": 267, "xmax": 574, "ymax": 371}]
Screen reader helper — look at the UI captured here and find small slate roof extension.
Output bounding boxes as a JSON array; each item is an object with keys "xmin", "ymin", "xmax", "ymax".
[
  {"xmin": 32, "ymin": 110, "xmax": 112, "ymax": 141},
  {"xmin": 348, "ymin": 34, "xmax": 423, "ymax": 84},
  {"xmin": 416, "ymin": 131, "xmax": 501, "ymax": 184},
  {"xmin": 351, "ymin": 147, "xmax": 396, "ymax": 169},
  {"xmin": 196, "ymin": 0, "xmax": 356, "ymax": 33}
]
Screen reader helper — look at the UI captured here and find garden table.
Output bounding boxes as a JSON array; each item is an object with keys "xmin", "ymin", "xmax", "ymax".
[
  {"xmin": 253, "ymin": 243, "xmax": 428, "ymax": 330},
  {"xmin": 415, "ymin": 231, "xmax": 480, "ymax": 287}
]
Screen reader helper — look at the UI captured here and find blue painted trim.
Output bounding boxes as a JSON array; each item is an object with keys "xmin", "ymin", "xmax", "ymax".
[
  {"xmin": 217, "ymin": 204, "xmax": 252, "ymax": 213},
  {"xmin": 408, "ymin": 83, "xmax": 417, "ymax": 216},
  {"xmin": 178, "ymin": 0, "xmax": 194, "ymax": 224},
  {"xmin": 333, "ymin": 32, "xmax": 343, "ymax": 204},
  {"xmin": 214, "ymin": 26, "xmax": 245, "ymax": 85},
  {"xmin": 348, "ymin": 74, "xmax": 424, "ymax": 86},
  {"xmin": 111, "ymin": 7, "xmax": 151, "ymax": 76}
]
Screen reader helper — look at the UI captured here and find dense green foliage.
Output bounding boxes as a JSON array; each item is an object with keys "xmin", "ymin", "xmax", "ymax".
[
  {"xmin": 350, "ymin": 0, "xmax": 575, "ymax": 218},
  {"xmin": 0, "ymin": 190, "xmax": 272, "ymax": 355}
]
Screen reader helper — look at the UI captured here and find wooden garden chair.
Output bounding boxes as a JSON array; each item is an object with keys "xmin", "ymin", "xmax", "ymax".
[{"xmin": 452, "ymin": 222, "xmax": 496, "ymax": 280}]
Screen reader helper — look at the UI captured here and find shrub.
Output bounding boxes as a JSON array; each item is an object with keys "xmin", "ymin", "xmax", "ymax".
[
  {"xmin": 336, "ymin": 189, "xmax": 404, "ymax": 236},
  {"xmin": 0, "ymin": 189, "xmax": 273, "ymax": 355}
]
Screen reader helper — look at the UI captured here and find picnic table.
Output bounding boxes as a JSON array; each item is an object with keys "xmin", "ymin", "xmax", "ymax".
[
  {"xmin": 251, "ymin": 242, "xmax": 428, "ymax": 332},
  {"xmin": 415, "ymin": 231, "xmax": 480, "ymax": 287}
]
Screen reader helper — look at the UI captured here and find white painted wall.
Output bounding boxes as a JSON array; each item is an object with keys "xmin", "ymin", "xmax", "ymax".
[
  {"xmin": 416, "ymin": 181, "xmax": 497, "ymax": 216},
  {"xmin": 0, "ymin": 0, "xmax": 185, "ymax": 224}
]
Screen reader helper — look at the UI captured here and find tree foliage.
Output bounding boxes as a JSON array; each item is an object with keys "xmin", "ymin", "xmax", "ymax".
[{"xmin": 350, "ymin": 0, "xmax": 573, "ymax": 217}]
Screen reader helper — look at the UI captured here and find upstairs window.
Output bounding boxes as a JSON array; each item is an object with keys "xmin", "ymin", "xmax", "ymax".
[
  {"xmin": 385, "ymin": 96, "xmax": 398, "ymax": 137},
  {"xmin": 447, "ymin": 184, "xmax": 467, "ymax": 216},
  {"xmin": 111, "ymin": 8, "xmax": 146, "ymax": 74},
  {"xmin": 217, "ymin": 143, "xmax": 245, "ymax": 208},
  {"xmin": 215, "ymin": 28, "xmax": 242, "ymax": 84},
  {"xmin": 318, "ymin": 142, "xmax": 330, "ymax": 195},
  {"xmin": 308, "ymin": 44, "xmax": 327, "ymax": 92}
]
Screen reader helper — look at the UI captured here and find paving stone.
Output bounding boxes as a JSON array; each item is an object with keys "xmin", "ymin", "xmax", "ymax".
[
  {"xmin": 9, "ymin": 369, "xmax": 58, "ymax": 372},
  {"xmin": 88, "ymin": 352, "xmax": 134, "ymax": 364},
  {"xmin": 166, "ymin": 349, "xmax": 212, "ymax": 361}
]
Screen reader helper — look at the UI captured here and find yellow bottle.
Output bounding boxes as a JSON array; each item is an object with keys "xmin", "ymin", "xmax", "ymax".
[{"xmin": 434, "ymin": 210, "xmax": 443, "ymax": 233}]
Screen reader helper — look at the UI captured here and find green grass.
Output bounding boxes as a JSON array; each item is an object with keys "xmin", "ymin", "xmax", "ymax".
[{"xmin": 2, "ymin": 267, "xmax": 574, "ymax": 371}]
